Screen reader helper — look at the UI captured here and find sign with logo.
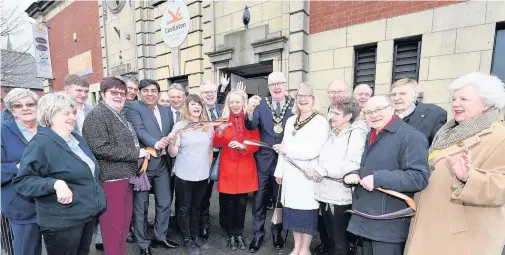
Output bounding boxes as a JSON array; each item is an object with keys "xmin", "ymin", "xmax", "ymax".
[
  {"xmin": 161, "ymin": 0, "xmax": 190, "ymax": 48},
  {"xmin": 68, "ymin": 50, "xmax": 93, "ymax": 76},
  {"xmin": 32, "ymin": 23, "xmax": 54, "ymax": 79}
]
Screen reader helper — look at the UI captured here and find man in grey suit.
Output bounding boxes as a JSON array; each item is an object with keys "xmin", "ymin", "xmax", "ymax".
[
  {"xmin": 124, "ymin": 79, "xmax": 179, "ymax": 255},
  {"xmin": 63, "ymin": 74, "xmax": 94, "ymax": 136}
]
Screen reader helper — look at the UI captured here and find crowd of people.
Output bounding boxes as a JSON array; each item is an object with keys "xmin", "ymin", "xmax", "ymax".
[{"xmin": 1, "ymin": 70, "xmax": 505, "ymax": 255}]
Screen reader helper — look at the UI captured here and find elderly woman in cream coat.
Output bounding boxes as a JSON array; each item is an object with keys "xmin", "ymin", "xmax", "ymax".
[
  {"xmin": 405, "ymin": 72, "xmax": 505, "ymax": 255},
  {"xmin": 273, "ymin": 82, "xmax": 329, "ymax": 255},
  {"xmin": 311, "ymin": 98, "xmax": 368, "ymax": 255}
]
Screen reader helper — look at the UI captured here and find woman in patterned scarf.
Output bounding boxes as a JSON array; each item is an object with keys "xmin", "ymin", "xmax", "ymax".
[
  {"xmin": 405, "ymin": 72, "xmax": 505, "ymax": 255},
  {"xmin": 213, "ymin": 89, "xmax": 260, "ymax": 251}
]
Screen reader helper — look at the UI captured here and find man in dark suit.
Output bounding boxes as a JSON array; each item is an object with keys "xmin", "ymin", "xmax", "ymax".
[
  {"xmin": 199, "ymin": 81, "xmax": 224, "ymax": 240},
  {"xmin": 245, "ymin": 72, "xmax": 294, "ymax": 253},
  {"xmin": 123, "ymin": 79, "xmax": 179, "ymax": 255},
  {"xmin": 390, "ymin": 78, "xmax": 447, "ymax": 145}
]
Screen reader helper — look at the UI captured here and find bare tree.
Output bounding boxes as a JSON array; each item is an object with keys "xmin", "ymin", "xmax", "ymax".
[{"xmin": 0, "ymin": 0, "xmax": 36, "ymax": 84}]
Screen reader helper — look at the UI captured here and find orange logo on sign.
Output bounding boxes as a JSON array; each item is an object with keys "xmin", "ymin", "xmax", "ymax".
[{"xmin": 166, "ymin": 7, "xmax": 183, "ymax": 25}]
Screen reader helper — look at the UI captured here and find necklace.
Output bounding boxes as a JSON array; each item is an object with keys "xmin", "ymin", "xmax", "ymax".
[
  {"xmin": 292, "ymin": 112, "xmax": 318, "ymax": 136},
  {"xmin": 265, "ymin": 96, "xmax": 292, "ymax": 134}
]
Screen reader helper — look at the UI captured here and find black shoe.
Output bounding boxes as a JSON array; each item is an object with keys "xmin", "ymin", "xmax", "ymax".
[
  {"xmin": 184, "ymin": 239, "xmax": 200, "ymax": 255},
  {"xmin": 140, "ymin": 247, "xmax": 152, "ymax": 255},
  {"xmin": 272, "ymin": 233, "xmax": 284, "ymax": 250},
  {"xmin": 248, "ymin": 236, "xmax": 263, "ymax": 253},
  {"xmin": 236, "ymin": 235, "xmax": 246, "ymax": 250},
  {"xmin": 227, "ymin": 236, "xmax": 237, "ymax": 251},
  {"xmin": 199, "ymin": 228, "xmax": 209, "ymax": 240},
  {"xmin": 152, "ymin": 239, "xmax": 179, "ymax": 249},
  {"xmin": 313, "ymin": 243, "xmax": 329, "ymax": 255},
  {"xmin": 95, "ymin": 243, "xmax": 104, "ymax": 250}
]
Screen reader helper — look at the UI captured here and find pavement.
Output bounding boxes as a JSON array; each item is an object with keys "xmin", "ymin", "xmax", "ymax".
[{"xmin": 54, "ymin": 187, "xmax": 318, "ymax": 255}]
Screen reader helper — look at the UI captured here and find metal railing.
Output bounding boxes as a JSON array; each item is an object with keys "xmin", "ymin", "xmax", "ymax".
[{"xmin": 0, "ymin": 214, "xmax": 14, "ymax": 255}]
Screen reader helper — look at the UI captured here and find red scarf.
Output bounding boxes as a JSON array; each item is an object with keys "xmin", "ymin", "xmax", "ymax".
[
  {"xmin": 369, "ymin": 115, "xmax": 397, "ymax": 145},
  {"xmin": 229, "ymin": 111, "xmax": 245, "ymax": 159}
]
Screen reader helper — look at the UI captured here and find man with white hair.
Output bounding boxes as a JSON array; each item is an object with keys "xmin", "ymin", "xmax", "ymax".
[
  {"xmin": 199, "ymin": 81, "xmax": 224, "ymax": 240},
  {"xmin": 390, "ymin": 78, "xmax": 447, "ymax": 144},
  {"xmin": 343, "ymin": 95, "xmax": 429, "ymax": 255},
  {"xmin": 245, "ymin": 71, "xmax": 294, "ymax": 253}
]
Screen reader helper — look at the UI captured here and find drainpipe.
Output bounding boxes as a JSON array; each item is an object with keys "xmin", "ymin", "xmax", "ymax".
[{"xmin": 102, "ymin": 0, "xmax": 110, "ymax": 76}]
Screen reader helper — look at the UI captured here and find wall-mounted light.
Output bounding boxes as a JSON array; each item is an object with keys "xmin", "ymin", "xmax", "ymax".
[{"xmin": 73, "ymin": 32, "xmax": 77, "ymax": 42}]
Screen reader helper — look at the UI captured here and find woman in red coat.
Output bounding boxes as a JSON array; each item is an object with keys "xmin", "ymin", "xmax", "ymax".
[{"xmin": 213, "ymin": 89, "xmax": 260, "ymax": 251}]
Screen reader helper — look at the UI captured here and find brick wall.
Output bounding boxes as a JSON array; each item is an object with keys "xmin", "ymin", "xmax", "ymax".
[
  {"xmin": 310, "ymin": 1, "xmax": 463, "ymax": 34},
  {"xmin": 46, "ymin": 1, "xmax": 103, "ymax": 91}
]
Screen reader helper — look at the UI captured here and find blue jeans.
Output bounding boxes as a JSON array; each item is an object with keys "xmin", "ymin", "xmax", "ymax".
[{"xmin": 10, "ymin": 222, "xmax": 42, "ymax": 255}]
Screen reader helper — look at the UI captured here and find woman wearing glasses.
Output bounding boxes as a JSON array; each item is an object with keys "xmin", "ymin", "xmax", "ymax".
[
  {"xmin": 311, "ymin": 98, "xmax": 368, "ymax": 255},
  {"xmin": 1, "ymin": 88, "xmax": 41, "ymax": 255},
  {"xmin": 82, "ymin": 77, "xmax": 150, "ymax": 255},
  {"xmin": 273, "ymin": 82, "xmax": 330, "ymax": 255}
]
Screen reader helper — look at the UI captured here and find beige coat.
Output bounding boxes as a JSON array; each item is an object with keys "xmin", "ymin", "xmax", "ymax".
[{"xmin": 405, "ymin": 122, "xmax": 505, "ymax": 255}]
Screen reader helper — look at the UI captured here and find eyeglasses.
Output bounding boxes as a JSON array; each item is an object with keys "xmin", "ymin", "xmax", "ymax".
[
  {"xmin": 201, "ymin": 90, "xmax": 216, "ymax": 95},
  {"xmin": 363, "ymin": 105, "xmax": 392, "ymax": 116},
  {"xmin": 296, "ymin": 94, "xmax": 312, "ymax": 100},
  {"xmin": 390, "ymin": 92, "xmax": 408, "ymax": 97},
  {"xmin": 11, "ymin": 102, "xmax": 36, "ymax": 109},
  {"xmin": 107, "ymin": 90, "xmax": 126, "ymax": 97},
  {"xmin": 268, "ymin": 82, "xmax": 285, "ymax": 88},
  {"xmin": 327, "ymin": 90, "xmax": 347, "ymax": 96},
  {"xmin": 356, "ymin": 92, "xmax": 372, "ymax": 97}
]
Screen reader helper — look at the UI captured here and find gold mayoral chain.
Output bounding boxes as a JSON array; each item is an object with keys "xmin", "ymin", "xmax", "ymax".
[
  {"xmin": 292, "ymin": 112, "xmax": 318, "ymax": 136},
  {"xmin": 265, "ymin": 96, "xmax": 292, "ymax": 134}
]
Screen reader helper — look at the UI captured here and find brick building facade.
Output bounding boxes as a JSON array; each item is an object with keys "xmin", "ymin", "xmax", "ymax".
[
  {"xmin": 26, "ymin": 1, "xmax": 103, "ymax": 99},
  {"xmin": 26, "ymin": 1, "xmax": 505, "ymax": 115}
]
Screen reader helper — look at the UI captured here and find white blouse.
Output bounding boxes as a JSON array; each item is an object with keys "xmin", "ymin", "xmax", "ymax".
[{"xmin": 274, "ymin": 114, "xmax": 330, "ymax": 210}]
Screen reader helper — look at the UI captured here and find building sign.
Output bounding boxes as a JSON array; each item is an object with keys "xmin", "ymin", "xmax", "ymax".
[
  {"xmin": 32, "ymin": 23, "xmax": 54, "ymax": 79},
  {"xmin": 68, "ymin": 50, "xmax": 93, "ymax": 76},
  {"xmin": 161, "ymin": 0, "xmax": 190, "ymax": 48}
]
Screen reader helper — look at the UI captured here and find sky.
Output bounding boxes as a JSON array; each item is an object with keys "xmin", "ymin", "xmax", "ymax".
[{"xmin": 0, "ymin": 0, "xmax": 37, "ymax": 55}]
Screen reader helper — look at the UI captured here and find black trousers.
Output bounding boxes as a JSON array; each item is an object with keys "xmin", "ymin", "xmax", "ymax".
[
  {"xmin": 40, "ymin": 218, "xmax": 96, "ymax": 255},
  {"xmin": 252, "ymin": 166, "xmax": 282, "ymax": 239},
  {"xmin": 362, "ymin": 239, "xmax": 404, "ymax": 255},
  {"xmin": 200, "ymin": 151, "xmax": 219, "ymax": 231},
  {"xmin": 220, "ymin": 193, "xmax": 248, "ymax": 236},
  {"xmin": 175, "ymin": 176, "xmax": 208, "ymax": 240},
  {"xmin": 320, "ymin": 202, "xmax": 352, "ymax": 255}
]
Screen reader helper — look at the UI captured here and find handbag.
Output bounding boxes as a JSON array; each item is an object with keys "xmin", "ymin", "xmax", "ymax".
[
  {"xmin": 210, "ymin": 152, "xmax": 221, "ymax": 182},
  {"xmin": 271, "ymin": 184, "xmax": 283, "ymax": 225}
]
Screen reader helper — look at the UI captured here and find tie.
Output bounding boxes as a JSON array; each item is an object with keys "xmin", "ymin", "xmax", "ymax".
[
  {"xmin": 209, "ymin": 108, "xmax": 217, "ymax": 121},
  {"xmin": 275, "ymin": 101, "xmax": 281, "ymax": 118},
  {"xmin": 175, "ymin": 111, "xmax": 181, "ymax": 122}
]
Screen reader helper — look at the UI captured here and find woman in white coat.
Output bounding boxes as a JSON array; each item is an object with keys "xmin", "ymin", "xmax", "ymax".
[{"xmin": 273, "ymin": 82, "xmax": 330, "ymax": 255}]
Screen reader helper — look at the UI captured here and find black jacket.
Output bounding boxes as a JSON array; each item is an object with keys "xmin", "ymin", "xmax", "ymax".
[
  {"xmin": 347, "ymin": 118, "xmax": 430, "ymax": 243},
  {"xmin": 402, "ymin": 102, "xmax": 447, "ymax": 145},
  {"xmin": 12, "ymin": 127, "xmax": 106, "ymax": 228}
]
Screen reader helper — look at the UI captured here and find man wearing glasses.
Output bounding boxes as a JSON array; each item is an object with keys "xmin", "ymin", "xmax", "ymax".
[
  {"xmin": 343, "ymin": 95, "xmax": 429, "ymax": 255},
  {"xmin": 245, "ymin": 72, "xmax": 293, "ymax": 253},
  {"xmin": 327, "ymin": 79, "xmax": 351, "ymax": 110},
  {"xmin": 199, "ymin": 81, "xmax": 224, "ymax": 240},
  {"xmin": 390, "ymin": 78, "xmax": 447, "ymax": 145}
]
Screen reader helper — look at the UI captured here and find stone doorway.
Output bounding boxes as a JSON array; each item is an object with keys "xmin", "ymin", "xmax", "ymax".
[{"xmin": 220, "ymin": 60, "xmax": 273, "ymax": 98}]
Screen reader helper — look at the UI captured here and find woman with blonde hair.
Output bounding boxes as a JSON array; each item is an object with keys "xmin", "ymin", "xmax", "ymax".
[
  {"xmin": 273, "ymin": 82, "xmax": 330, "ymax": 255},
  {"xmin": 167, "ymin": 94, "xmax": 214, "ymax": 255},
  {"xmin": 214, "ymin": 89, "xmax": 260, "ymax": 251},
  {"xmin": 405, "ymin": 72, "xmax": 505, "ymax": 255}
]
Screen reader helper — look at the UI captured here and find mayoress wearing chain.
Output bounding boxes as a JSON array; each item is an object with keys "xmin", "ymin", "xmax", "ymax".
[
  {"xmin": 405, "ymin": 72, "xmax": 505, "ymax": 255},
  {"xmin": 273, "ymin": 82, "xmax": 329, "ymax": 255}
]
